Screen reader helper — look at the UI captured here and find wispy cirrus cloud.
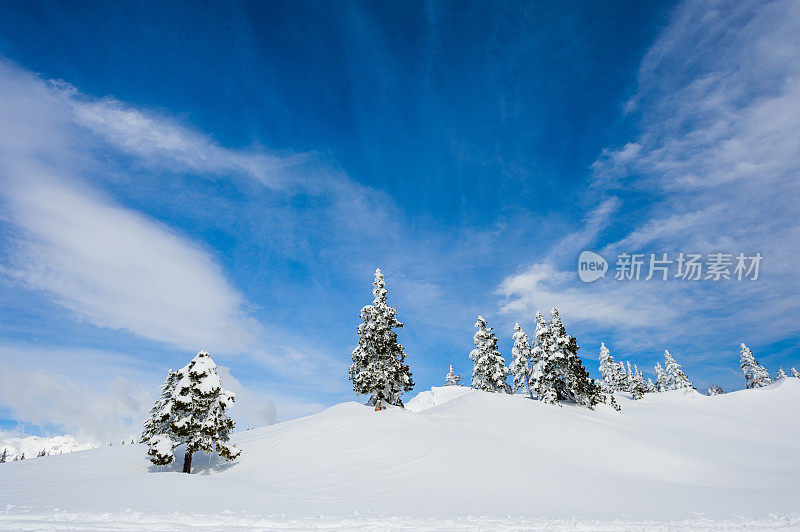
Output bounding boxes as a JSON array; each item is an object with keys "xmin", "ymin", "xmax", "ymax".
[
  {"xmin": 60, "ymin": 84, "xmax": 310, "ymax": 189},
  {"xmin": 0, "ymin": 59, "xmax": 271, "ymax": 356},
  {"xmin": 498, "ymin": 0, "xmax": 800, "ymax": 370}
]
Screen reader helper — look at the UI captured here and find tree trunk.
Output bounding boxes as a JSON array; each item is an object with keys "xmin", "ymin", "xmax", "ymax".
[{"xmin": 182, "ymin": 450, "xmax": 193, "ymax": 474}]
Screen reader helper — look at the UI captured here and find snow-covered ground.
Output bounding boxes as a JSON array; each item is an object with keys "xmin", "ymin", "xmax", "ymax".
[
  {"xmin": 0, "ymin": 432, "xmax": 93, "ymax": 461},
  {"xmin": 2, "ymin": 380, "xmax": 799, "ymax": 530}
]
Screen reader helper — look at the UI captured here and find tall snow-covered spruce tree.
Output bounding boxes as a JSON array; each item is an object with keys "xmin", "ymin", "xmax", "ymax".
[
  {"xmin": 143, "ymin": 350, "xmax": 241, "ymax": 474},
  {"xmin": 469, "ymin": 316, "xmax": 511, "ymax": 393},
  {"xmin": 349, "ymin": 269, "xmax": 414, "ymax": 407},
  {"xmin": 444, "ymin": 365, "xmax": 462, "ymax": 386},
  {"xmin": 739, "ymin": 343, "xmax": 772, "ymax": 389},
  {"xmin": 509, "ymin": 323, "xmax": 534, "ymax": 398},
  {"xmin": 531, "ymin": 309, "xmax": 604, "ymax": 408}
]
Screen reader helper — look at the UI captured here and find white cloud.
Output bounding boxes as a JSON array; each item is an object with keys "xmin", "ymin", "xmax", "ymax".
[
  {"xmin": 0, "ymin": 364, "xmax": 151, "ymax": 444},
  {"xmin": 0, "ymin": 59, "xmax": 262, "ymax": 355},
  {"xmin": 2, "ymin": 175, "xmax": 260, "ymax": 354}
]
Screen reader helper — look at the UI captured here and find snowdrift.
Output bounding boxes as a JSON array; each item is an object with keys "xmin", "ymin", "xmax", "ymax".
[{"xmin": 2, "ymin": 380, "xmax": 800, "ymax": 529}]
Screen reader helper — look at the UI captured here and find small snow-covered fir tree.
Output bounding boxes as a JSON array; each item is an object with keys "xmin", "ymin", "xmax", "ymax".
[
  {"xmin": 469, "ymin": 316, "xmax": 510, "ymax": 393},
  {"xmin": 598, "ymin": 343, "xmax": 621, "ymax": 392},
  {"xmin": 739, "ymin": 343, "xmax": 772, "ymax": 389},
  {"xmin": 654, "ymin": 362, "xmax": 668, "ymax": 392},
  {"xmin": 791, "ymin": 367, "xmax": 800, "ymax": 378},
  {"xmin": 707, "ymin": 384, "xmax": 724, "ymax": 396},
  {"xmin": 635, "ymin": 364, "xmax": 650, "ymax": 396},
  {"xmin": 37, "ymin": 449, "xmax": 46, "ymax": 457},
  {"xmin": 775, "ymin": 368, "xmax": 788, "ymax": 380},
  {"xmin": 663, "ymin": 350, "xmax": 694, "ymax": 390},
  {"xmin": 145, "ymin": 350, "xmax": 241, "ymax": 473},
  {"xmin": 444, "ymin": 365, "xmax": 462, "ymax": 386},
  {"xmin": 646, "ymin": 378, "xmax": 656, "ymax": 393},
  {"xmin": 0, "ymin": 448, "xmax": 7, "ymax": 463},
  {"xmin": 627, "ymin": 361, "xmax": 646, "ymax": 399},
  {"xmin": 350, "ymin": 269, "xmax": 414, "ymax": 407},
  {"xmin": 509, "ymin": 323, "xmax": 534, "ymax": 398},
  {"xmin": 618, "ymin": 362, "xmax": 630, "ymax": 391}
]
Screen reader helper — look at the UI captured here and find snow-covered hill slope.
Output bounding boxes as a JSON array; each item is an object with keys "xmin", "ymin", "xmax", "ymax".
[{"xmin": 2, "ymin": 380, "xmax": 800, "ymax": 530}]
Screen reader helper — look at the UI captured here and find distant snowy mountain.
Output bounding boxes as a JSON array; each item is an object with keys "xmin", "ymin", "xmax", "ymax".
[
  {"xmin": 0, "ymin": 432, "xmax": 93, "ymax": 461},
  {"xmin": 1, "ymin": 380, "xmax": 799, "ymax": 529}
]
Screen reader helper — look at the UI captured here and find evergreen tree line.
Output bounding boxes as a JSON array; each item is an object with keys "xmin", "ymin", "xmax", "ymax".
[
  {"xmin": 347, "ymin": 270, "xmax": 614, "ymax": 411},
  {"xmin": 738, "ymin": 343, "xmax": 799, "ymax": 390},
  {"xmin": 446, "ymin": 325, "xmax": 798, "ymax": 402},
  {"xmin": 464, "ymin": 309, "xmax": 613, "ymax": 409}
]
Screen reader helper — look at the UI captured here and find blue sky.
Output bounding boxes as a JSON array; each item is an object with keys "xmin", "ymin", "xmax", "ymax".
[{"xmin": 1, "ymin": 0, "xmax": 799, "ymax": 442}]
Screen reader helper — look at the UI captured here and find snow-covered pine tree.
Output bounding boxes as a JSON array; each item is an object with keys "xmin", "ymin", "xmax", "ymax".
[
  {"xmin": 530, "ymin": 311, "xmax": 558, "ymax": 404},
  {"xmin": 635, "ymin": 364, "xmax": 650, "ymax": 397},
  {"xmin": 141, "ymin": 369, "xmax": 179, "ymax": 444},
  {"xmin": 444, "ymin": 365, "xmax": 462, "ymax": 386},
  {"xmin": 469, "ymin": 316, "xmax": 511, "ymax": 393},
  {"xmin": 349, "ymin": 269, "xmax": 414, "ymax": 407},
  {"xmin": 654, "ymin": 362, "xmax": 668, "ymax": 392},
  {"xmin": 792, "ymin": 368, "xmax": 800, "ymax": 378},
  {"xmin": 626, "ymin": 361, "xmax": 633, "ymax": 390},
  {"xmin": 646, "ymin": 378, "xmax": 656, "ymax": 393},
  {"xmin": 707, "ymin": 384, "xmax": 724, "ymax": 395},
  {"xmin": 598, "ymin": 342, "xmax": 621, "ymax": 392},
  {"xmin": 0, "ymin": 448, "xmax": 7, "ymax": 463},
  {"xmin": 549, "ymin": 309, "xmax": 604, "ymax": 408},
  {"xmin": 626, "ymin": 361, "xmax": 646, "ymax": 399},
  {"xmin": 616, "ymin": 361, "xmax": 629, "ymax": 392},
  {"xmin": 739, "ymin": 343, "xmax": 772, "ymax": 389},
  {"xmin": 146, "ymin": 350, "xmax": 241, "ymax": 474},
  {"xmin": 776, "ymin": 368, "xmax": 788, "ymax": 380},
  {"xmin": 663, "ymin": 350, "xmax": 694, "ymax": 390},
  {"xmin": 509, "ymin": 323, "xmax": 534, "ymax": 398},
  {"xmin": 37, "ymin": 449, "xmax": 46, "ymax": 457}
]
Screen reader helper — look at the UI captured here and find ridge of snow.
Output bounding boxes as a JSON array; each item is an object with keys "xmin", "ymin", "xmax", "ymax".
[{"xmin": 405, "ymin": 385, "xmax": 473, "ymax": 412}]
